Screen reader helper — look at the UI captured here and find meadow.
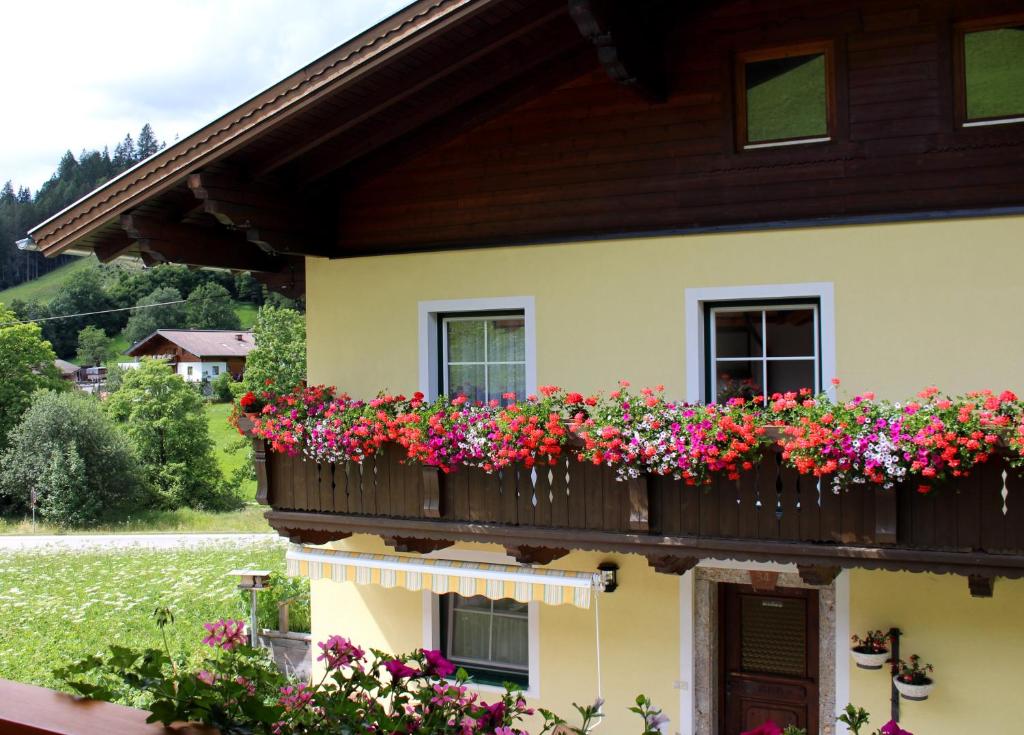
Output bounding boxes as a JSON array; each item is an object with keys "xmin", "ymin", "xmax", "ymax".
[{"xmin": 0, "ymin": 540, "xmax": 286, "ymax": 691}]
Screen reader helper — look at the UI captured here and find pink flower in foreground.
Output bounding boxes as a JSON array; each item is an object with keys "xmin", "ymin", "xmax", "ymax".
[
  {"xmin": 196, "ymin": 670, "xmax": 216, "ymax": 686},
  {"xmin": 384, "ymin": 658, "xmax": 420, "ymax": 680},
  {"xmin": 202, "ymin": 619, "xmax": 247, "ymax": 651},
  {"xmin": 278, "ymin": 683, "xmax": 313, "ymax": 712},
  {"xmin": 741, "ymin": 723, "xmax": 782, "ymax": 735},
  {"xmin": 317, "ymin": 635, "xmax": 365, "ymax": 671},
  {"xmin": 880, "ymin": 721, "xmax": 913, "ymax": 735},
  {"xmin": 421, "ymin": 648, "xmax": 456, "ymax": 678}
]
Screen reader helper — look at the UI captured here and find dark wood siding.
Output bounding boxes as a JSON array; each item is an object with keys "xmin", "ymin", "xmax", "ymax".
[{"xmin": 335, "ymin": 0, "xmax": 1024, "ymax": 254}]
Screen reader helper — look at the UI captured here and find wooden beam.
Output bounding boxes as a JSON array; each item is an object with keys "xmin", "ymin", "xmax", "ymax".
[
  {"xmin": 120, "ymin": 214, "xmax": 283, "ymax": 272},
  {"xmin": 93, "ymin": 231, "xmax": 137, "ymax": 263},
  {"xmin": 383, "ymin": 537, "xmax": 454, "ymax": 554},
  {"xmin": 797, "ymin": 565, "xmax": 843, "ymax": 586},
  {"xmin": 646, "ymin": 555, "xmax": 699, "ymax": 575},
  {"xmin": 568, "ymin": 0, "xmax": 672, "ymax": 102},
  {"xmin": 187, "ymin": 172, "xmax": 332, "ymax": 257},
  {"xmin": 968, "ymin": 575, "xmax": 995, "ymax": 598},
  {"xmin": 504, "ymin": 546, "xmax": 569, "ymax": 565}
]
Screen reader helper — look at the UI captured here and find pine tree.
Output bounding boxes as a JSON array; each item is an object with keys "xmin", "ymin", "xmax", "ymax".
[
  {"xmin": 112, "ymin": 134, "xmax": 135, "ymax": 170},
  {"xmin": 135, "ymin": 124, "xmax": 162, "ymax": 160}
]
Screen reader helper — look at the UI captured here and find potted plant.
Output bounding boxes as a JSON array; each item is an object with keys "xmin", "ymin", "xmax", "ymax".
[
  {"xmin": 850, "ymin": 630, "xmax": 891, "ymax": 670},
  {"xmin": 893, "ymin": 655, "xmax": 934, "ymax": 701}
]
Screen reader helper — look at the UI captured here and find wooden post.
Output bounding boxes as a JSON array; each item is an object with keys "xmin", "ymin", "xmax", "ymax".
[
  {"xmin": 422, "ymin": 466, "xmax": 443, "ymax": 518},
  {"xmin": 628, "ymin": 475, "xmax": 651, "ymax": 532},
  {"xmin": 277, "ymin": 601, "xmax": 290, "ymax": 634},
  {"xmin": 253, "ymin": 438, "xmax": 270, "ymax": 506}
]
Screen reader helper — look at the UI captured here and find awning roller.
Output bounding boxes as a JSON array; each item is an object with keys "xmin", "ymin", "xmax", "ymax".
[{"xmin": 286, "ymin": 545, "xmax": 611, "ymax": 609}]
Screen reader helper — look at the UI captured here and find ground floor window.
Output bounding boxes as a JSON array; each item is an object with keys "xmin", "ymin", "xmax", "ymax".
[{"xmin": 439, "ymin": 594, "xmax": 529, "ymax": 687}]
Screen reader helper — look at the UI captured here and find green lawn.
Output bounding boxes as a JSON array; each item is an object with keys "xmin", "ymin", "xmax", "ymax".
[
  {"xmin": 235, "ymin": 303, "xmax": 259, "ymax": 329},
  {"xmin": 0, "ymin": 256, "xmax": 97, "ymax": 306},
  {"xmin": 207, "ymin": 402, "xmax": 258, "ymax": 500},
  {"xmin": 0, "ymin": 541, "xmax": 286, "ymax": 693}
]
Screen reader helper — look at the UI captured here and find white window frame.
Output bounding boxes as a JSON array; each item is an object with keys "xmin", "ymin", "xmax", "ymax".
[
  {"xmin": 418, "ymin": 297, "xmax": 537, "ymax": 400},
  {"xmin": 707, "ymin": 302, "xmax": 820, "ymax": 404},
  {"xmin": 685, "ymin": 283, "xmax": 836, "ymax": 404},
  {"xmin": 421, "ymin": 548, "xmax": 540, "ymax": 699},
  {"xmin": 443, "ymin": 596, "xmax": 530, "ymax": 675},
  {"xmin": 441, "ymin": 314, "xmax": 529, "ymax": 401}
]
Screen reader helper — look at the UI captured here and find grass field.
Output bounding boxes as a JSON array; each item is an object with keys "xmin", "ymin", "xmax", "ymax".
[
  {"xmin": 235, "ymin": 302, "xmax": 259, "ymax": 329},
  {"xmin": 0, "ymin": 256, "xmax": 97, "ymax": 306},
  {"xmin": 206, "ymin": 402, "xmax": 258, "ymax": 500},
  {"xmin": 0, "ymin": 540, "xmax": 286, "ymax": 692}
]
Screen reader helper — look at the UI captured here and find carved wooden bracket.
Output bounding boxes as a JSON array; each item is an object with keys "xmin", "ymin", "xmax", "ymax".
[
  {"xmin": 749, "ymin": 570, "xmax": 780, "ymax": 592},
  {"xmin": 628, "ymin": 475, "xmax": 651, "ymax": 532},
  {"xmin": 797, "ymin": 565, "xmax": 842, "ymax": 586},
  {"xmin": 287, "ymin": 529, "xmax": 351, "ymax": 546},
  {"xmin": 968, "ymin": 575, "xmax": 995, "ymax": 598},
  {"xmin": 505, "ymin": 546, "xmax": 570, "ymax": 565},
  {"xmin": 568, "ymin": 0, "xmax": 672, "ymax": 102},
  {"xmin": 422, "ymin": 467, "xmax": 443, "ymax": 518},
  {"xmin": 647, "ymin": 554, "xmax": 698, "ymax": 575},
  {"xmin": 383, "ymin": 537, "xmax": 454, "ymax": 554}
]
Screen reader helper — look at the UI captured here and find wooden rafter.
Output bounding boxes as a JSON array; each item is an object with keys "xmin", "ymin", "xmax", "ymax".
[{"xmin": 120, "ymin": 213, "xmax": 282, "ymax": 272}]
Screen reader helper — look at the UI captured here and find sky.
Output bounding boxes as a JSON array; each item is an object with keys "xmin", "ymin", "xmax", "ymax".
[{"xmin": 0, "ymin": 0, "xmax": 411, "ymax": 192}]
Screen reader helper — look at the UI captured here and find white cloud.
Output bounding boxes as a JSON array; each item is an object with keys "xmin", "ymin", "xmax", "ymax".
[{"xmin": 0, "ymin": 0, "xmax": 411, "ymax": 191}]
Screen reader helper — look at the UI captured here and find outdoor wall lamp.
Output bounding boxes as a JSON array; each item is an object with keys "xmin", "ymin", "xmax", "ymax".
[
  {"xmin": 230, "ymin": 569, "xmax": 272, "ymax": 647},
  {"xmin": 597, "ymin": 562, "xmax": 618, "ymax": 593}
]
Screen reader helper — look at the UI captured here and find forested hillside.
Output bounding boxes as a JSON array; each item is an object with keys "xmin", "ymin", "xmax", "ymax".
[{"xmin": 0, "ymin": 125, "xmax": 162, "ymax": 289}]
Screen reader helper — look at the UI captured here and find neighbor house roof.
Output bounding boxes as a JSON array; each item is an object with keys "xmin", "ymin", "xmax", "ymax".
[
  {"xmin": 127, "ymin": 329, "xmax": 255, "ymax": 358},
  {"xmin": 54, "ymin": 359, "xmax": 80, "ymax": 376}
]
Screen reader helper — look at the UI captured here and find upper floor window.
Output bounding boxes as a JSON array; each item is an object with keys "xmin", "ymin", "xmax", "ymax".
[
  {"xmin": 736, "ymin": 42, "xmax": 834, "ymax": 149},
  {"xmin": 439, "ymin": 594, "xmax": 529, "ymax": 687},
  {"xmin": 706, "ymin": 302, "xmax": 820, "ymax": 404},
  {"xmin": 441, "ymin": 313, "xmax": 526, "ymax": 402},
  {"xmin": 958, "ymin": 18, "xmax": 1024, "ymax": 126}
]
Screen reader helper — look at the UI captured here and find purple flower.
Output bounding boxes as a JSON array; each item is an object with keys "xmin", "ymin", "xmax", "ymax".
[
  {"xmin": 202, "ymin": 619, "xmax": 247, "ymax": 651},
  {"xmin": 384, "ymin": 658, "xmax": 420, "ymax": 680},
  {"xmin": 880, "ymin": 722, "xmax": 913, "ymax": 735},
  {"xmin": 421, "ymin": 648, "xmax": 457, "ymax": 678},
  {"xmin": 317, "ymin": 635, "xmax": 365, "ymax": 671}
]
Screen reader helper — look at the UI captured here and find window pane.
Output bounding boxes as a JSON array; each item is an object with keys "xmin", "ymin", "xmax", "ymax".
[
  {"xmin": 448, "ymin": 364, "xmax": 486, "ymax": 403},
  {"xmin": 447, "ymin": 320, "xmax": 485, "ymax": 363},
  {"xmin": 715, "ymin": 360, "xmax": 764, "ymax": 403},
  {"xmin": 487, "ymin": 318, "xmax": 526, "ymax": 362},
  {"xmin": 766, "ymin": 360, "xmax": 816, "ymax": 396},
  {"xmin": 493, "ymin": 599, "xmax": 528, "ymax": 615},
  {"xmin": 451, "ymin": 611, "xmax": 491, "ymax": 661},
  {"xmin": 491, "ymin": 615, "xmax": 529, "ymax": 668},
  {"xmin": 965, "ymin": 27, "xmax": 1024, "ymax": 120},
  {"xmin": 746, "ymin": 53, "xmax": 827, "ymax": 143},
  {"xmin": 487, "ymin": 364, "xmax": 526, "ymax": 403},
  {"xmin": 765, "ymin": 309, "xmax": 815, "ymax": 357},
  {"xmin": 453, "ymin": 595, "xmax": 492, "ymax": 611},
  {"xmin": 714, "ymin": 311, "xmax": 763, "ymax": 358}
]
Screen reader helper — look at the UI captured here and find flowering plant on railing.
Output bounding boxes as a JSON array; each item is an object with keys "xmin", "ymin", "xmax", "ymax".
[
  {"xmin": 772, "ymin": 381, "xmax": 1020, "ymax": 492},
  {"xmin": 56, "ymin": 608, "xmax": 665, "ymax": 734},
  {"xmin": 570, "ymin": 382, "xmax": 767, "ymax": 484}
]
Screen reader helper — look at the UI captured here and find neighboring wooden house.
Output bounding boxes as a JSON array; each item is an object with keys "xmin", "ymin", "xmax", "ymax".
[
  {"xmin": 124, "ymin": 329, "xmax": 253, "ymax": 382},
  {"xmin": 24, "ymin": 2, "xmax": 1024, "ymax": 733},
  {"xmin": 53, "ymin": 359, "xmax": 79, "ymax": 382}
]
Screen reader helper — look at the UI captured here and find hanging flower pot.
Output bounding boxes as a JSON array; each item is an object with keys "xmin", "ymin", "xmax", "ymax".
[
  {"xmin": 893, "ymin": 674, "xmax": 934, "ymax": 701},
  {"xmin": 894, "ymin": 654, "xmax": 934, "ymax": 701},
  {"xmin": 849, "ymin": 630, "xmax": 890, "ymax": 670}
]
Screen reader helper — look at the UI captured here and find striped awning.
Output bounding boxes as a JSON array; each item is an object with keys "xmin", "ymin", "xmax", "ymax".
[{"xmin": 286, "ymin": 545, "xmax": 611, "ymax": 609}]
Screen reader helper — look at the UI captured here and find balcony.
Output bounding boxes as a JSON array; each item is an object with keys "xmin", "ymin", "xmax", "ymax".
[{"xmin": 254, "ymin": 436, "xmax": 1024, "ymax": 595}]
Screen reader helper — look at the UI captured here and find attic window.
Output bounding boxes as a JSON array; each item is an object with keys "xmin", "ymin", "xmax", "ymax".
[
  {"xmin": 958, "ymin": 18, "xmax": 1024, "ymax": 126},
  {"xmin": 736, "ymin": 42, "xmax": 834, "ymax": 149}
]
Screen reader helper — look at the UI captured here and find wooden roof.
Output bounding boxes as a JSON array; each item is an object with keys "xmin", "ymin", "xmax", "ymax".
[
  {"xmin": 127, "ymin": 329, "xmax": 255, "ymax": 358},
  {"xmin": 26, "ymin": 0, "xmax": 603, "ymax": 282}
]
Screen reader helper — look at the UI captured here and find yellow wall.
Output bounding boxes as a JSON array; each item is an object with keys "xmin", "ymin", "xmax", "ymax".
[
  {"xmin": 310, "ymin": 535, "xmax": 680, "ymax": 734},
  {"xmin": 307, "ymin": 215, "xmax": 1024, "ymax": 399},
  {"xmin": 849, "ymin": 571, "xmax": 1024, "ymax": 734}
]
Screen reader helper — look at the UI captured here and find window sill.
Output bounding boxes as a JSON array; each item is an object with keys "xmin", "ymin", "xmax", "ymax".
[
  {"xmin": 743, "ymin": 136, "xmax": 832, "ymax": 150},
  {"xmin": 962, "ymin": 116, "xmax": 1024, "ymax": 128}
]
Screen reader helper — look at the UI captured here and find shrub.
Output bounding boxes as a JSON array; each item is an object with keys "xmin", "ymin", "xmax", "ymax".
[
  {"xmin": 0, "ymin": 391, "xmax": 147, "ymax": 525},
  {"xmin": 105, "ymin": 359, "xmax": 242, "ymax": 511},
  {"xmin": 210, "ymin": 371, "xmax": 237, "ymax": 403},
  {"xmin": 242, "ymin": 305, "xmax": 305, "ymax": 396},
  {"xmin": 237, "ymin": 572, "xmax": 311, "ymax": 633}
]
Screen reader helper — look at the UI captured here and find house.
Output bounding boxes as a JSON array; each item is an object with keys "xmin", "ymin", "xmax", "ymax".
[
  {"xmin": 122, "ymin": 329, "xmax": 254, "ymax": 382},
  {"xmin": 53, "ymin": 359, "xmax": 79, "ymax": 382},
  {"xmin": 22, "ymin": 1, "xmax": 1024, "ymax": 733}
]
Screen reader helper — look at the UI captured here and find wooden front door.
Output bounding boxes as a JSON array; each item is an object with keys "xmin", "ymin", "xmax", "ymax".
[{"xmin": 720, "ymin": 584, "xmax": 819, "ymax": 735}]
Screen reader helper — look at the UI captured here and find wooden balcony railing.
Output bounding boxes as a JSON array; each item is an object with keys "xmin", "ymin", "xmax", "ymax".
[
  {"xmin": 257, "ymin": 440, "xmax": 1024, "ymax": 594},
  {"xmin": 0, "ymin": 679, "xmax": 214, "ymax": 735}
]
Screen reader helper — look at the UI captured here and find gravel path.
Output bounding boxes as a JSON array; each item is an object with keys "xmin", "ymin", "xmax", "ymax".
[{"xmin": 0, "ymin": 532, "xmax": 284, "ymax": 552}]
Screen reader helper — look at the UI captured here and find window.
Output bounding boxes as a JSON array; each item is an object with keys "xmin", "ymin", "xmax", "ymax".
[
  {"xmin": 186, "ymin": 365, "xmax": 194, "ymax": 377},
  {"xmin": 736, "ymin": 42, "xmax": 834, "ymax": 149},
  {"xmin": 441, "ymin": 313, "xmax": 526, "ymax": 402},
  {"xmin": 212, "ymin": 365, "xmax": 220, "ymax": 376},
  {"xmin": 706, "ymin": 302, "xmax": 820, "ymax": 404},
  {"xmin": 958, "ymin": 17, "xmax": 1024, "ymax": 126},
  {"xmin": 439, "ymin": 594, "xmax": 529, "ymax": 687}
]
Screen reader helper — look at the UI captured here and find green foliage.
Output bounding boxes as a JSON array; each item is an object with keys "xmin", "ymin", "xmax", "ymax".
[
  {"xmin": 243, "ymin": 306, "xmax": 306, "ymax": 395},
  {"xmin": 838, "ymin": 703, "xmax": 871, "ymax": 735},
  {"xmin": 0, "ymin": 303, "xmax": 65, "ymax": 449},
  {"xmin": 105, "ymin": 359, "xmax": 241, "ymax": 511},
  {"xmin": 124, "ymin": 286, "xmax": 187, "ymax": 345},
  {"xmin": 237, "ymin": 572, "xmax": 310, "ymax": 633},
  {"xmin": 45, "ymin": 266, "xmax": 122, "ymax": 357},
  {"xmin": 75, "ymin": 324, "xmax": 112, "ymax": 366},
  {"xmin": 186, "ymin": 282, "xmax": 241, "ymax": 330},
  {"xmin": 210, "ymin": 371, "xmax": 238, "ymax": 403},
  {"xmin": 0, "ymin": 391, "xmax": 146, "ymax": 525}
]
